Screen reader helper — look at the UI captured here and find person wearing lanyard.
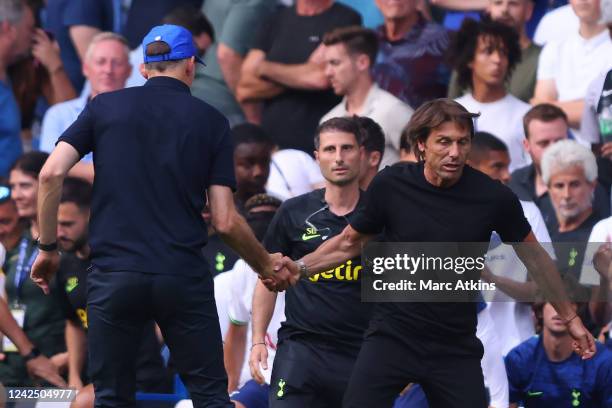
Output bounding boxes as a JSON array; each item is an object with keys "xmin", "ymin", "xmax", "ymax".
[
  {"xmin": 1, "ymin": 153, "xmax": 67, "ymax": 386},
  {"xmin": 0, "ymin": 185, "xmax": 66, "ymax": 387}
]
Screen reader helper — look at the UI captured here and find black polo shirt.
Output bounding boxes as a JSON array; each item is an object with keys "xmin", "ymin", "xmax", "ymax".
[
  {"xmin": 351, "ymin": 162, "xmax": 531, "ymax": 357},
  {"xmin": 264, "ymin": 189, "xmax": 371, "ymax": 351},
  {"xmin": 58, "ymin": 76, "xmax": 235, "ymax": 277},
  {"xmin": 509, "ymin": 164, "xmax": 611, "ymax": 235}
]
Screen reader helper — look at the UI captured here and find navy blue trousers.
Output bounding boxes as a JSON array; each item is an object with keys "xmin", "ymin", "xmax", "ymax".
[{"xmin": 87, "ymin": 269, "xmax": 232, "ymax": 408}]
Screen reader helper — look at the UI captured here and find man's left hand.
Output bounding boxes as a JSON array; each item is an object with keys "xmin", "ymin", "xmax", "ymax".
[{"xmin": 30, "ymin": 250, "xmax": 59, "ymax": 295}]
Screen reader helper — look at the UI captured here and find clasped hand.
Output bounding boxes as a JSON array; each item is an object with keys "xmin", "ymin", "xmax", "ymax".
[{"xmin": 260, "ymin": 253, "xmax": 300, "ymax": 292}]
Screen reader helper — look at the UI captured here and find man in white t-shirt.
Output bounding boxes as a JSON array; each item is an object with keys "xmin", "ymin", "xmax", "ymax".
[
  {"xmin": 266, "ymin": 149, "xmax": 324, "ymax": 201},
  {"xmin": 533, "ymin": 4, "xmax": 580, "ymax": 46},
  {"xmin": 450, "ymin": 19, "xmax": 531, "ymax": 172},
  {"xmin": 532, "ymin": 0, "xmax": 612, "ymax": 138},
  {"xmin": 320, "ymin": 26, "xmax": 413, "ymax": 168}
]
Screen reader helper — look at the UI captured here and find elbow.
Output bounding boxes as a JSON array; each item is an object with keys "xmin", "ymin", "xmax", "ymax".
[
  {"xmin": 38, "ymin": 163, "xmax": 65, "ymax": 186},
  {"xmin": 212, "ymin": 211, "xmax": 238, "ymax": 236}
]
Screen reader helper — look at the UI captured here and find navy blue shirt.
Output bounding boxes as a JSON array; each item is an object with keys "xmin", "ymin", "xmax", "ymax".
[
  {"xmin": 506, "ymin": 336, "xmax": 612, "ymax": 407},
  {"xmin": 58, "ymin": 76, "xmax": 235, "ymax": 277}
]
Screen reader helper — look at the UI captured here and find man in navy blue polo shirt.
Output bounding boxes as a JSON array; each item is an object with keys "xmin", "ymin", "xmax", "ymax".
[{"xmin": 30, "ymin": 24, "xmax": 293, "ymax": 408}]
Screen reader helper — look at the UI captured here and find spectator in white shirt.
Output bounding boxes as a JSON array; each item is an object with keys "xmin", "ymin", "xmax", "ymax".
[
  {"xmin": 39, "ymin": 32, "xmax": 132, "ymax": 183},
  {"xmin": 531, "ymin": 0, "xmax": 612, "ymax": 137},
  {"xmin": 450, "ymin": 19, "xmax": 531, "ymax": 172},
  {"xmin": 320, "ymin": 26, "xmax": 413, "ymax": 168}
]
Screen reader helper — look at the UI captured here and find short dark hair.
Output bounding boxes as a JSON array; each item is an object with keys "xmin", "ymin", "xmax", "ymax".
[
  {"xmin": 314, "ymin": 117, "xmax": 362, "ymax": 150},
  {"xmin": 144, "ymin": 41, "xmax": 184, "ymax": 72},
  {"xmin": 323, "ymin": 26, "xmax": 379, "ymax": 66},
  {"xmin": 10, "ymin": 151, "xmax": 49, "ymax": 179},
  {"xmin": 523, "ymin": 103, "xmax": 568, "ymax": 139},
  {"xmin": 468, "ymin": 131, "xmax": 508, "ymax": 163},
  {"xmin": 231, "ymin": 123, "xmax": 274, "ymax": 150},
  {"xmin": 354, "ymin": 116, "xmax": 385, "ymax": 155},
  {"xmin": 448, "ymin": 18, "xmax": 521, "ymax": 91},
  {"xmin": 162, "ymin": 5, "xmax": 215, "ymax": 42},
  {"xmin": 60, "ymin": 177, "xmax": 92, "ymax": 211},
  {"xmin": 405, "ymin": 99, "xmax": 479, "ymax": 161}
]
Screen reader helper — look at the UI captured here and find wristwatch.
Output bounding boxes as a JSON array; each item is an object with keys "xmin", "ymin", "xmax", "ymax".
[
  {"xmin": 36, "ymin": 240, "xmax": 58, "ymax": 252},
  {"xmin": 22, "ymin": 347, "xmax": 41, "ymax": 362},
  {"xmin": 296, "ymin": 259, "xmax": 309, "ymax": 279}
]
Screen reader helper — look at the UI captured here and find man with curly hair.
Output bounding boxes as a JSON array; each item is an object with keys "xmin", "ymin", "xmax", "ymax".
[{"xmin": 450, "ymin": 19, "xmax": 531, "ymax": 172}]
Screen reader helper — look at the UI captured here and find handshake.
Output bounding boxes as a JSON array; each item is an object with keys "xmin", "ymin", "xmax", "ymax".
[{"xmin": 258, "ymin": 253, "xmax": 304, "ymax": 292}]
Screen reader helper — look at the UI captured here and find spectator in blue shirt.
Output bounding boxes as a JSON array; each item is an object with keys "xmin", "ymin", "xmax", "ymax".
[
  {"xmin": 505, "ymin": 275, "xmax": 612, "ymax": 408},
  {"xmin": 0, "ymin": 0, "xmax": 35, "ymax": 177}
]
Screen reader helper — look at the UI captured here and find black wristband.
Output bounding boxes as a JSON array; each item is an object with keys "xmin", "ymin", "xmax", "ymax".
[
  {"xmin": 23, "ymin": 347, "xmax": 41, "ymax": 362},
  {"xmin": 37, "ymin": 241, "xmax": 58, "ymax": 252}
]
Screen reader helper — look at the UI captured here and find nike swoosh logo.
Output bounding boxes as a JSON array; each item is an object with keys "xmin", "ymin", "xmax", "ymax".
[
  {"xmin": 527, "ymin": 391, "xmax": 543, "ymax": 397},
  {"xmin": 602, "ymin": 89, "xmax": 612, "ymax": 98},
  {"xmin": 302, "ymin": 234, "xmax": 321, "ymax": 241}
]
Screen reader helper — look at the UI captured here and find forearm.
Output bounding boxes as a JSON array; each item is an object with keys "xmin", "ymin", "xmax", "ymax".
[
  {"xmin": 251, "ymin": 281, "xmax": 277, "ymax": 343},
  {"xmin": 46, "ymin": 67, "xmax": 77, "ymax": 105},
  {"xmin": 65, "ymin": 320, "xmax": 86, "ymax": 384},
  {"xmin": 69, "ymin": 26, "xmax": 101, "ymax": 62},
  {"xmin": 300, "ymin": 226, "xmax": 370, "ymax": 276},
  {"xmin": 217, "ymin": 44, "xmax": 243, "ymax": 94},
  {"xmin": 487, "ymin": 274, "xmax": 537, "ymax": 302},
  {"xmin": 259, "ymin": 60, "xmax": 328, "ymax": 90},
  {"xmin": 236, "ymin": 75, "xmax": 284, "ymax": 103},
  {"xmin": 0, "ymin": 298, "xmax": 35, "ymax": 356},
  {"xmin": 224, "ymin": 324, "xmax": 247, "ymax": 391},
  {"xmin": 517, "ymin": 244, "xmax": 576, "ymax": 319},
  {"xmin": 217, "ymin": 211, "xmax": 272, "ymax": 276},
  {"xmin": 37, "ymin": 167, "xmax": 65, "ymax": 244}
]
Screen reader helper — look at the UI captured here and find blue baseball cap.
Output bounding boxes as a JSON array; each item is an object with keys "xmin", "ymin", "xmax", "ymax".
[{"xmin": 142, "ymin": 24, "xmax": 205, "ymax": 65}]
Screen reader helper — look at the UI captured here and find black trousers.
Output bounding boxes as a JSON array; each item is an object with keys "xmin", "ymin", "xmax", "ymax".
[
  {"xmin": 87, "ymin": 269, "xmax": 232, "ymax": 408},
  {"xmin": 269, "ymin": 337, "xmax": 359, "ymax": 408},
  {"xmin": 343, "ymin": 330, "xmax": 487, "ymax": 408}
]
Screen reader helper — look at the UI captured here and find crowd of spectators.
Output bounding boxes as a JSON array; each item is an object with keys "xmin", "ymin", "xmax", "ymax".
[{"xmin": 1, "ymin": 0, "xmax": 612, "ymax": 407}]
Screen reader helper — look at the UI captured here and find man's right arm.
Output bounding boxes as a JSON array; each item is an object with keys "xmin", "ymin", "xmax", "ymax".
[
  {"xmin": 208, "ymin": 185, "xmax": 292, "ymax": 285},
  {"xmin": 287, "ymin": 225, "xmax": 373, "ymax": 278},
  {"xmin": 236, "ymin": 50, "xmax": 284, "ymax": 103}
]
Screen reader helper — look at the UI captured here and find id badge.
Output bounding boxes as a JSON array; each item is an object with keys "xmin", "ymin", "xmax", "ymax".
[{"xmin": 3, "ymin": 304, "xmax": 26, "ymax": 352}]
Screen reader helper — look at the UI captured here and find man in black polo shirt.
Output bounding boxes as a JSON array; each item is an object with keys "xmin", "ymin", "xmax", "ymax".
[
  {"xmin": 31, "ymin": 24, "xmax": 293, "ymax": 408},
  {"xmin": 277, "ymin": 99, "xmax": 596, "ymax": 408},
  {"xmin": 250, "ymin": 117, "xmax": 371, "ymax": 407}
]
